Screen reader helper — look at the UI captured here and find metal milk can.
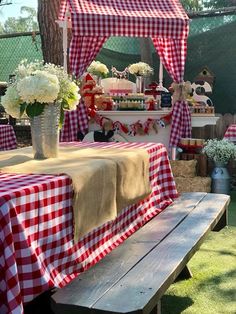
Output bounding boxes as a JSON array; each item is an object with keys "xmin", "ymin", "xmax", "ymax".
[{"xmin": 211, "ymin": 163, "xmax": 231, "ymax": 195}]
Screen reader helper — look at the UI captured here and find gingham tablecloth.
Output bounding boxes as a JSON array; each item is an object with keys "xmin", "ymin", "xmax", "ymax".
[
  {"xmin": 0, "ymin": 142, "xmax": 178, "ymax": 314},
  {"xmin": 59, "ymin": 102, "xmax": 88, "ymax": 142},
  {"xmin": 223, "ymin": 124, "xmax": 236, "ymax": 142},
  {"xmin": 0, "ymin": 125, "xmax": 17, "ymax": 150}
]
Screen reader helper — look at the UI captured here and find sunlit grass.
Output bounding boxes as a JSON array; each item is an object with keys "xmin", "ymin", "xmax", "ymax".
[{"xmin": 162, "ymin": 192, "xmax": 236, "ymax": 314}]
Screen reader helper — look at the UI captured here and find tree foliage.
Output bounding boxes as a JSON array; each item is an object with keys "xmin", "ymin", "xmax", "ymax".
[
  {"xmin": 203, "ymin": 0, "xmax": 236, "ymax": 9},
  {"xmin": 180, "ymin": 0, "xmax": 203, "ymax": 11},
  {"xmin": 0, "ymin": 6, "xmax": 38, "ymax": 34},
  {"xmin": 181, "ymin": 0, "xmax": 236, "ymax": 11},
  {"xmin": 0, "ymin": 22, "xmax": 4, "ymax": 33}
]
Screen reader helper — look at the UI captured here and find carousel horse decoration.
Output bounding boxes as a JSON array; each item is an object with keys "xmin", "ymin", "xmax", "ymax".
[{"xmin": 111, "ymin": 66, "xmax": 129, "ymax": 79}]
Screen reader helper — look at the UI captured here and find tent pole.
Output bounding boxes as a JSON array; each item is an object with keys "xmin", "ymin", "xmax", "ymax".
[
  {"xmin": 159, "ymin": 61, "xmax": 163, "ymax": 87},
  {"xmin": 62, "ymin": 5, "xmax": 69, "ymax": 72},
  {"xmin": 139, "ymin": 38, "xmax": 153, "ymax": 86}
]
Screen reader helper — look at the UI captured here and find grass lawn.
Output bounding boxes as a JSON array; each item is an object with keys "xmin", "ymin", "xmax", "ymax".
[{"xmin": 162, "ymin": 191, "xmax": 236, "ymax": 314}]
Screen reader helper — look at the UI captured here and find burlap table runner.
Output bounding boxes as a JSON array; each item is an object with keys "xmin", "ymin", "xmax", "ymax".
[{"xmin": 0, "ymin": 145, "xmax": 151, "ymax": 241}]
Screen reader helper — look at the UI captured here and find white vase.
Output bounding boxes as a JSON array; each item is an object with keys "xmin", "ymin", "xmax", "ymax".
[
  {"xmin": 30, "ymin": 103, "xmax": 60, "ymax": 159},
  {"xmin": 135, "ymin": 75, "xmax": 144, "ymax": 93}
]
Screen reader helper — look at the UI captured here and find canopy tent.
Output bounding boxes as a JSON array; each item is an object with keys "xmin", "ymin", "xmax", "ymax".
[{"xmin": 59, "ymin": 0, "xmax": 191, "ymax": 152}]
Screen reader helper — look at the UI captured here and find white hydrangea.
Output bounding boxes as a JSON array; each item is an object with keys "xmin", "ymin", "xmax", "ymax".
[
  {"xmin": 1, "ymin": 59, "xmax": 80, "ymax": 120},
  {"xmin": 96, "ymin": 63, "xmax": 109, "ymax": 75},
  {"xmin": 202, "ymin": 139, "xmax": 236, "ymax": 164},
  {"xmin": 1, "ymin": 85, "xmax": 22, "ymax": 118},
  {"xmin": 87, "ymin": 61, "xmax": 109, "ymax": 78},
  {"xmin": 15, "ymin": 59, "xmax": 44, "ymax": 79},
  {"xmin": 128, "ymin": 62, "xmax": 153, "ymax": 76},
  {"xmin": 17, "ymin": 71, "xmax": 60, "ymax": 104},
  {"xmin": 62, "ymin": 81, "xmax": 80, "ymax": 110}
]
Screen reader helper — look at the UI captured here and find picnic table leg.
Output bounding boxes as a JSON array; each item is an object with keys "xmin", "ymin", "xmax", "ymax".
[
  {"xmin": 213, "ymin": 209, "xmax": 228, "ymax": 231},
  {"xmin": 150, "ymin": 301, "xmax": 161, "ymax": 314},
  {"xmin": 175, "ymin": 265, "xmax": 193, "ymax": 282}
]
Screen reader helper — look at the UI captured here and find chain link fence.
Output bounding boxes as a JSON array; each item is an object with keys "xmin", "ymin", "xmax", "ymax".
[
  {"xmin": 98, "ymin": 14, "xmax": 236, "ymax": 114},
  {"xmin": 0, "ymin": 13, "xmax": 236, "ymax": 114},
  {"xmin": 0, "ymin": 31, "xmax": 42, "ymax": 82}
]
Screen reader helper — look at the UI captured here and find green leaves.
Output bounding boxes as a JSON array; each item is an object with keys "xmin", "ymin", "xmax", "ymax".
[
  {"xmin": 59, "ymin": 106, "xmax": 64, "ymax": 129},
  {"xmin": 25, "ymin": 102, "xmax": 45, "ymax": 118},
  {"xmin": 61, "ymin": 98, "xmax": 70, "ymax": 110},
  {"xmin": 20, "ymin": 102, "xmax": 27, "ymax": 117}
]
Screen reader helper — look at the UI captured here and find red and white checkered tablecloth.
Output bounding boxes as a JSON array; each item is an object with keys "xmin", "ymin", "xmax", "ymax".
[
  {"xmin": 223, "ymin": 124, "xmax": 236, "ymax": 142},
  {"xmin": 0, "ymin": 142, "xmax": 178, "ymax": 314},
  {"xmin": 0, "ymin": 125, "xmax": 17, "ymax": 150}
]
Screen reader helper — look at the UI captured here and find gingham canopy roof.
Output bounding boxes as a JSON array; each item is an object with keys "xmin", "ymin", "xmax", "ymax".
[
  {"xmin": 59, "ymin": 0, "xmax": 189, "ymax": 39},
  {"xmin": 59, "ymin": 0, "xmax": 189, "ymax": 80},
  {"xmin": 59, "ymin": 0, "xmax": 191, "ymax": 148}
]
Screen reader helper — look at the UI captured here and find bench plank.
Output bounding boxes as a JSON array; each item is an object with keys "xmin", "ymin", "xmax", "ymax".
[
  {"xmin": 130, "ymin": 192, "xmax": 207, "ymax": 243},
  {"xmin": 52, "ymin": 193, "xmax": 206, "ymax": 313},
  {"xmin": 51, "ymin": 193, "xmax": 229, "ymax": 314},
  {"xmin": 93, "ymin": 193, "xmax": 229, "ymax": 314}
]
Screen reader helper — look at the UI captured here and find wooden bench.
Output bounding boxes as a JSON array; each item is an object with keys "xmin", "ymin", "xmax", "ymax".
[{"xmin": 51, "ymin": 192, "xmax": 230, "ymax": 314}]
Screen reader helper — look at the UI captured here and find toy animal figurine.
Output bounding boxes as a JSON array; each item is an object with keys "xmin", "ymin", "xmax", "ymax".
[
  {"xmin": 191, "ymin": 80, "xmax": 213, "ymax": 106},
  {"xmin": 78, "ymin": 118, "xmax": 114, "ymax": 142},
  {"xmin": 111, "ymin": 66, "xmax": 129, "ymax": 79},
  {"xmin": 78, "ymin": 129, "xmax": 114, "ymax": 142},
  {"xmin": 169, "ymin": 81, "xmax": 192, "ymax": 105},
  {"xmin": 77, "ymin": 129, "xmax": 128, "ymax": 142}
]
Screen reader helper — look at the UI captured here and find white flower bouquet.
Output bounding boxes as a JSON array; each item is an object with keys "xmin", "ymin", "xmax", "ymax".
[
  {"xmin": 128, "ymin": 62, "xmax": 153, "ymax": 77},
  {"xmin": 202, "ymin": 138, "xmax": 236, "ymax": 164},
  {"xmin": 2, "ymin": 59, "xmax": 80, "ymax": 124},
  {"xmin": 87, "ymin": 61, "xmax": 109, "ymax": 78}
]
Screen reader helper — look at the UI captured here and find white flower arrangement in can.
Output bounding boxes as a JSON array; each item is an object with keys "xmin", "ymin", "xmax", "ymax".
[
  {"xmin": 87, "ymin": 61, "xmax": 109, "ymax": 78},
  {"xmin": 202, "ymin": 138, "xmax": 236, "ymax": 165},
  {"xmin": 128, "ymin": 62, "xmax": 153, "ymax": 77},
  {"xmin": 1, "ymin": 59, "xmax": 80, "ymax": 125}
]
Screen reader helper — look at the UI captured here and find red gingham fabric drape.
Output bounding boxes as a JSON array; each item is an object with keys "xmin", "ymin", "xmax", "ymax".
[
  {"xmin": 77, "ymin": 101, "xmax": 89, "ymax": 135},
  {"xmin": 60, "ymin": 108, "xmax": 78, "ymax": 142},
  {"xmin": 152, "ymin": 37, "xmax": 188, "ymax": 84},
  {"xmin": 60, "ymin": 101, "xmax": 89, "ymax": 141},
  {"xmin": 169, "ymin": 101, "xmax": 191, "ymax": 147},
  {"xmin": 152, "ymin": 35, "xmax": 191, "ymax": 148},
  {"xmin": 70, "ymin": 36, "xmax": 108, "ymax": 78},
  {"xmin": 168, "ymin": 101, "xmax": 192, "ymax": 148},
  {"xmin": 63, "ymin": 33, "xmax": 107, "ymax": 137}
]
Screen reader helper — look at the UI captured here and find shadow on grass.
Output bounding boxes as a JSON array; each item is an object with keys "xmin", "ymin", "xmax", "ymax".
[
  {"xmin": 199, "ymin": 247, "xmax": 236, "ymax": 257},
  {"xmin": 161, "ymin": 294, "xmax": 193, "ymax": 314},
  {"xmin": 162, "ymin": 269, "xmax": 236, "ymax": 314},
  {"xmin": 196, "ymin": 268, "xmax": 236, "ymax": 301},
  {"xmin": 228, "ymin": 193, "xmax": 236, "ymax": 227}
]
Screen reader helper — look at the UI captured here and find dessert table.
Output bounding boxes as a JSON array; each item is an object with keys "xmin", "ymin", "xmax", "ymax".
[
  {"xmin": 0, "ymin": 124, "xmax": 17, "ymax": 150},
  {"xmin": 60, "ymin": 106, "xmax": 220, "ymax": 149},
  {"xmin": 0, "ymin": 142, "xmax": 178, "ymax": 314},
  {"xmin": 223, "ymin": 124, "xmax": 236, "ymax": 142}
]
